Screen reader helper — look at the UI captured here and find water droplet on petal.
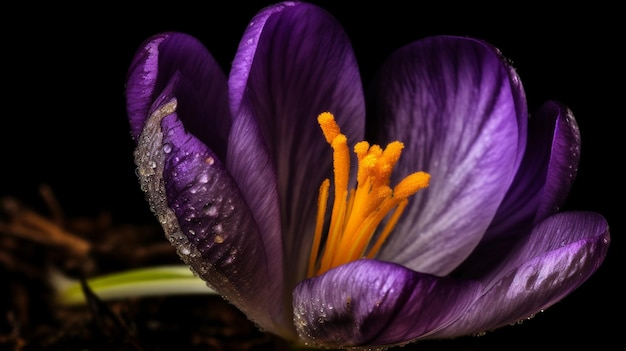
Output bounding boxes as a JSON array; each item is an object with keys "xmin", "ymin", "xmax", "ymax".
[
  {"xmin": 205, "ymin": 205, "xmax": 218, "ymax": 217},
  {"xmin": 213, "ymin": 223, "xmax": 223, "ymax": 234},
  {"xmin": 163, "ymin": 143, "xmax": 172, "ymax": 153},
  {"xmin": 198, "ymin": 173, "xmax": 209, "ymax": 184}
]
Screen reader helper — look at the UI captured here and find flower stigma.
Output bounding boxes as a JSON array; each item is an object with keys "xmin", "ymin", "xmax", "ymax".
[{"xmin": 307, "ymin": 112, "xmax": 430, "ymax": 277}]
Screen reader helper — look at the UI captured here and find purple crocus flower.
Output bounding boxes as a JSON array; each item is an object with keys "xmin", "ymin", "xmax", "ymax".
[{"xmin": 124, "ymin": 1, "xmax": 610, "ymax": 349}]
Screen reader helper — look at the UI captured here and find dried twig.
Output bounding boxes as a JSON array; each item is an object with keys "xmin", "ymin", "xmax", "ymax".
[{"xmin": 0, "ymin": 197, "xmax": 91, "ymax": 257}]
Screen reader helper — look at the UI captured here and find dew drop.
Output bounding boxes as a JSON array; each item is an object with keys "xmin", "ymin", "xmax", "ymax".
[
  {"xmin": 206, "ymin": 205, "xmax": 218, "ymax": 217},
  {"xmin": 162, "ymin": 143, "xmax": 172, "ymax": 154},
  {"xmin": 213, "ymin": 223, "xmax": 223, "ymax": 234},
  {"xmin": 198, "ymin": 173, "xmax": 209, "ymax": 184},
  {"xmin": 225, "ymin": 254, "xmax": 236, "ymax": 264}
]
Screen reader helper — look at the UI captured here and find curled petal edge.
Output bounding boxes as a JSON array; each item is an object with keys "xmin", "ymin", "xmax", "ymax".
[
  {"xmin": 134, "ymin": 96, "xmax": 295, "ymax": 340},
  {"xmin": 432, "ymin": 211, "xmax": 610, "ymax": 338},
  {"xmin": 293, "ymin": 259, "xmax": 482, "ymax": 348}
]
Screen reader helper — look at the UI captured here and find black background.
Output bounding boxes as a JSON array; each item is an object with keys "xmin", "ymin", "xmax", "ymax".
[{"xmin": 3, "ymin": 1, "xmax": 621, "ymax": 349}]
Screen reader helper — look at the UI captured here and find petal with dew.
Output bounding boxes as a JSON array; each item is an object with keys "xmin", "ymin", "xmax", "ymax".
[
  {"xmin": 431, "ymin": 211, "xmax": 609, "ymax": 338},
  {"xmin": 369, "ymin": 36, "xmax": 527, "ymax": 275},
  {"xmin": 133, "ymin": 91, "xmax": 295, "ymax": 339},
  {"xmin": 293, "ymin": 259, "xmax": 482, "ymax": 348}
]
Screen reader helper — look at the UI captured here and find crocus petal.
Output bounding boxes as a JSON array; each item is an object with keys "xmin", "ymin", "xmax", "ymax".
[
  {"xmin": 293, "ymin": 259, "xmax": 482, "ymax": 348},
  {"xmin": 431, "ymin": 211, "xmax": 609, "ymax": 338},
  {"xmin": 225, "ymin": 100, "xmax": 291, "ymax": 332},
  {"xmin": 455, "ymin": 101, "xmax": 581, "ymax": 278},
  {"xmin": 133, "ymin": 90, "xmax": 294, "ymax": 339},
  {"xmin": 126, "ymin": 32, "xmax": 231, "ymax": 159},
  {"xmin": 486, "ymin": 101, "xmax": 580, "ymax": 240},
  {"xmin": 533, "ymin": 102, "xmax": 581, "ymax": 221},
  {"xmin": 228, "ymin": 1, "xmax": 297, "ymax": 114},
  {"xmin": 228, "ymin": 2, "xmax": 366, "ymax": 282},
  {"xmin": 370, "ymin": 36, "xmax": 527, "ymax": 275}
]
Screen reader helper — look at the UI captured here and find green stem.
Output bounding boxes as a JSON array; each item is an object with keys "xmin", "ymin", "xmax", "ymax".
[{"xmin": 54, "ymin": 265, "xmax": 215, "ymax": 305}]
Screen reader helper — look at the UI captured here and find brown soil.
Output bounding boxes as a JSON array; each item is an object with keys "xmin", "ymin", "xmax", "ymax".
[{"xmin": 0, "ymin": 185, "xmax": 284, "ymax": 351}]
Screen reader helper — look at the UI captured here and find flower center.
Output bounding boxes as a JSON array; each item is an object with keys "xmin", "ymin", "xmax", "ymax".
[{"xmin": 307, "ymin": 112, "xmax": 430, "ymax": 277}]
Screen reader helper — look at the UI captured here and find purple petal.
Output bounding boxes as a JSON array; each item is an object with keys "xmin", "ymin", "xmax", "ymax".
[
  {"xmin": 228, "ymin": 2, "xmax": 366, "ymax": 282},
  {"xmin": 125, "ymin": 32, "xmax": 231, "ymax": 159},
  {"xmin": 228, "ymin": 1, "xmax": 297, "ymax": 114},
  {"xmin": 432, "ymin": 211, "xmax": 609, "ymax": 338},
  {"xmin": 293, "ymin": 259, "xmax": 482, "ymax": 348},
  {"xmin": 455, "ymin": 101, "xmax": 581, "ymax": 277},
  {"xmin": 370, "ymin": 36, "xmax": 527, "ymax": 275},
  {"xmin": 225, "ymin": 100, "xmax": 288, "ymax": 320},
  {"xmin": 133, "ymin": 94, "xmax": 295, "ymax": 339},
  {"xmin": 534, "ymin": 102, "xmax": 581, "ymax": 221}
]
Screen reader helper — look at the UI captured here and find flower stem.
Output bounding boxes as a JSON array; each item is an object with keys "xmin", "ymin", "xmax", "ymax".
[{"xmin": 53, "ymin": 265, "xmax": 215, "ymax": 305}]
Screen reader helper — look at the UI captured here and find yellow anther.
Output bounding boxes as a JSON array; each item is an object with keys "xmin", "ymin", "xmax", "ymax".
[
  {"xmin": 368, "ymin": 144, "xmax": 383, "ymax": 158},
  {"xmin": 310, "ymin": 112, "xmax": 429, "ymax": 277},
  {"xmin": 358, "ymin": 153, "xmax": 378, "ymax": 185},
  {"xmin": 394, "ymin": 172, "xmax": 430, "ymax": 198},
  {"xmin": 318, "ymin": 112, "xmax": 341, "ymax": 143},
  {"xmin": 354, "ymin": 141, "xmax": 370, "ymax": 160},
  {"xmin": 382, "ymin": 141, "xmax": 404, "ymax": 165}
]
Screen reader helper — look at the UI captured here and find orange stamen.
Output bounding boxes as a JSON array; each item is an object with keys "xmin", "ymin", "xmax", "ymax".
[{"xmin": 309, "ymin": 112, "xmax": 430, "ymax": 277}]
